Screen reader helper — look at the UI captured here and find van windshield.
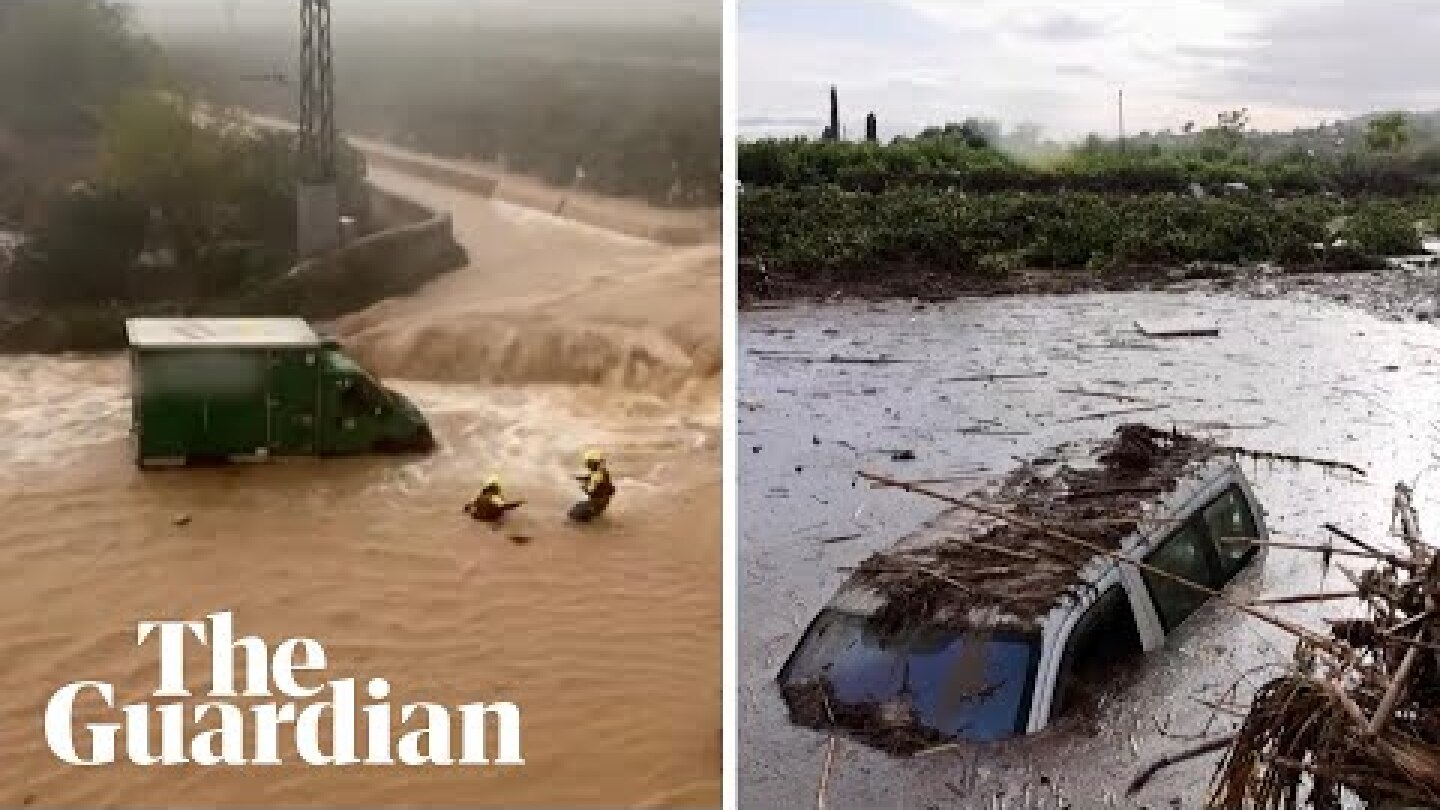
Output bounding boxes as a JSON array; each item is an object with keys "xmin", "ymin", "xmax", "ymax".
[{"xmin": 779, "ymin": 609, "xmax": 1040, "ymax": 742}]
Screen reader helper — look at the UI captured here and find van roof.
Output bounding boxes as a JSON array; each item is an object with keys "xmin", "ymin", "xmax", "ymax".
[
  {"xmin": 125, "ymin": 318, "xmax": 321, "ymax": 350},
  {"xmin": 850, "ymin": 425, "xmax": 1233, "ymax": 633}
]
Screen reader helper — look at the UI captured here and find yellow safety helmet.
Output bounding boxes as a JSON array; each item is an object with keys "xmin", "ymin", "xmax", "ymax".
[
  {"xmin": 482, "ymin": 475, "xmax": 502, "ymax": 491},
  {"xmin": 583, "ymin": 449, "xmax": 605, "ymax": 465}
]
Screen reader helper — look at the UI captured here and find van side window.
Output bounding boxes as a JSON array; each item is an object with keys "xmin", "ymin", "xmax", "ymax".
[
  {"xmin": 1053, "ymin": 585, "xmax": 1143, "ymax": 720},
  {"xmin": 1142, "ymin": 519, "xmax": 1220, "ymax": 633},
  {"xmin": 1202, "ymin": 486, "xmax": 1259, "ymax": 577}
]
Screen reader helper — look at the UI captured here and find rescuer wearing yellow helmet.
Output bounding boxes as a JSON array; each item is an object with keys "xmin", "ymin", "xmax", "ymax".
[
  {"xmin": 464, "ymin": 475, "xmax": 525, "ymax": 523},
  {"xmin": 569, "ymin": 449, "xmax": 615, "ymax": 523}
]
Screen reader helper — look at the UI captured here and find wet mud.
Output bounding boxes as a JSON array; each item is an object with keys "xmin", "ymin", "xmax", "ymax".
[
  {"xmin": 0, "ymin": 154, "xmax": 720, "ymax": 807},
  {"xmin": 741, "ymin": 290, "xmax": 1440, "ymax": 809}
]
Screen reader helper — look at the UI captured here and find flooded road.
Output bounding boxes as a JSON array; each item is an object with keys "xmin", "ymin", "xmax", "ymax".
[
  {"xmin": 740, "ymin": 292, "xmax": 1440, "ymax": 808},
  {"xmin": 0, "ymin": 156, "xmax": 720, "ymax": 806}
]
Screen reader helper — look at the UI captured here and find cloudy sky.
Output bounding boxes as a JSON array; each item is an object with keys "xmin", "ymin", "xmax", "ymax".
[{"xmin": 740, "ymin": 0, "xmax": 1440, "ymax": 142}]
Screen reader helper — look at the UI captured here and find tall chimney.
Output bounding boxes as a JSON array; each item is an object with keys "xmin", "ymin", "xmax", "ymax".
[
  {"xmin": 828, "ymin": 86, "xmax": 840, "ymax": 141},
  {"xmin": 865, "ymin": 112, "xmax": 878, "ymax": 143}
]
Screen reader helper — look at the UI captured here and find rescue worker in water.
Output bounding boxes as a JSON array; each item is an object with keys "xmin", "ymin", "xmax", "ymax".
[
  {"xmin": 464, "ymin": 476, "xmax": 524, "ymax": 523},
  {"xmin": 569, "ymin": 449, "xmax": 615, "ymax": 523}
]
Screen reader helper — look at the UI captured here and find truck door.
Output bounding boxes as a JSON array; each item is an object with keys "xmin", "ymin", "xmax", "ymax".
[
  {"xmin": 193, "ymin": 350, "xmax": 269, "ymax": 458},
  {"xmin": 326, "ymin": 374, "xmax": 395, "ymax": 455},
  {"xmin": 266, "ymin": 349, "xmax": 321, "ymax": 455},
  {"xmin": 138, "ymin": 350, "xmax": 268, "ymax": 460}
]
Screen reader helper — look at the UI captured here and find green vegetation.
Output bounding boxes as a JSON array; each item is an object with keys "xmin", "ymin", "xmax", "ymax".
[
  {"xmin": 6, "ymin": 187, "xmax": 148, "ymax": 303},
  {"xmin": 9, "ymin": 92, "xmax": 366, "ymax": 307},
  {"xmin": 740, "ymin": 131, "xmax": 1440, "ymax": 197},
  {"xmin": 742, "ymin": 188, "xmax": 1425, "ymax": 286},
  {"xmin": 740, "ymin": 110, "xmax": 1440, "ymax": 294}
]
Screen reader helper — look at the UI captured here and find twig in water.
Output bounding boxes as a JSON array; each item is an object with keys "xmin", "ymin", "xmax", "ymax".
[
  {"xmin": 941, "ymin": 372, "xmax": 1048, "ymax": 383},
  {"xmin": 1056, "ymin": 404, "xmax": 1172, "ymax": 424},
  {"xmin": 1127, "ymin": 735, "xmax": 1236, "ymax": 796},
  {"xmin": 816, "ymin": 735, "xmax": 837, "ymax": 810}
]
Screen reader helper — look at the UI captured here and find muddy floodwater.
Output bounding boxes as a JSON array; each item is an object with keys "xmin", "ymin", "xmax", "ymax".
[
  {"xmin": 741, "ymin": 292, "xmax": 1440, "ymax": 809},
  {"xmin": 0, "ymin": 154, "xmax": 720, "ymax": 807}
]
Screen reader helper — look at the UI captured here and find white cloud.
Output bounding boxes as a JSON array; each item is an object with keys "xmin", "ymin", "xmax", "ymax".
[{"xmin": 740, "ymin": 0, "xmax": 1391, "ymax": 141}]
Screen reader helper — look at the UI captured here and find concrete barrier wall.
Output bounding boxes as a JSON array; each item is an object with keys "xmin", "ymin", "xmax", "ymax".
[
  {"xmin": 221, "ymin": 182, "xmax": 466, "ymax": 321},
  {"xmin": 363, "ymin": 149, "xmax": 501, "ymax": 200},
  {"xmin": 365, "ymin": 184, "xmax": 434, "ymax": 229}
]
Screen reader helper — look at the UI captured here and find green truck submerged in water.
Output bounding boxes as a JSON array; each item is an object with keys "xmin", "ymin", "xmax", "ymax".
[{"xmin": 126, "ymin": 318, "xmax": 434, "ymax": 469}]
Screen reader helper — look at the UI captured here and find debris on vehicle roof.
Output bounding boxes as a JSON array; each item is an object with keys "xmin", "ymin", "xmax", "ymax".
[{"xmin": 854, "ymin": 424, "xmax": 1224, "ymax": 635}]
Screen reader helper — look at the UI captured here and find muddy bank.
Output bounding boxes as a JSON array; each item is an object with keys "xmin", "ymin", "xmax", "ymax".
[
  {"xmin": 0, "ymin": 144, "xmax": 720, "ymax": 806},
  {"xmin": 740, "ymin": 292, "xmax": 1440, "ymax": 809},
  {"xmin": 740, "ymin": 258, "xmax": 1394, "ymax": 309},
  {"xmin": 739, "ymin": 260, "xmax": 1231, "ymax": 303}
]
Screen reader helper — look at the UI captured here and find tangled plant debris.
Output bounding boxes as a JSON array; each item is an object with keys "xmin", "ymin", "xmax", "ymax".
[
  {"xmin": 1206, "ymin": 484, "xmax": 1440, "ymax": 810},
  {"xmin": 854, "ymin": 424, "xmax": 1220, "ymax": 637}
]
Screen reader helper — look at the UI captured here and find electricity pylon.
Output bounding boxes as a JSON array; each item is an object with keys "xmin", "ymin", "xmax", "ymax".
[{"xmin": 297, "ymin": 0, "xmax": 339, "ymax": 256}]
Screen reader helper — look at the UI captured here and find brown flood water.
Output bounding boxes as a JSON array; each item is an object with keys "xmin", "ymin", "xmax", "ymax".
[{"xmin": 0, "ymin": 156, "xmax": 721, "ymax": 807}]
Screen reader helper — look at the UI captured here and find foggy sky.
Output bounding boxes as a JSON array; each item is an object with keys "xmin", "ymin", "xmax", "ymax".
[{"xmin": 129, "ymin": 0, "xmax": 719, "ymax": 35}]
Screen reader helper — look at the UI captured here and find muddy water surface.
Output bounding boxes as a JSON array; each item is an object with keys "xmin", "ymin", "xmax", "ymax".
[
  {"xmin": 741, "ymin": 292, "xmax": 1440, "ymax": 809},
  {"xmin": 0, "ymin": 157, "xmax": 720, "ymax": 807}
]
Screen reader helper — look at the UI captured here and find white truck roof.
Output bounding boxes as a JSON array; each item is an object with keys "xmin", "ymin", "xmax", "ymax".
[{"xmin": 125, "ymin": 318, "xmax": 321, "ymax": 350}]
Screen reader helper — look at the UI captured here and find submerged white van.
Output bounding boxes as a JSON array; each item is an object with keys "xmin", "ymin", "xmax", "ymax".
[{"xmin": 779, "ymin": 426, "xmax": 1267, "ymax": 751}]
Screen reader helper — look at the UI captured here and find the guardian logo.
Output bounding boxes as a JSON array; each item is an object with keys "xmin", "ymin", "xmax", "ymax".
[{"xmin": 44, "ymin": 612, "xmax": 523, "ymax": 767}]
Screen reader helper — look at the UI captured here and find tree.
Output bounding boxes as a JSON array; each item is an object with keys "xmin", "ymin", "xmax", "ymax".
[
  {"xmin": 1343, "ymin": 201, "xmax": 1419, "ymax": 256},
  {"xmin": 1217, "ymin": 108, "xmax": 1250, "ymax": 133},
  {"xmin": 823, "ymin": 86, "xmax": 839, "ymax": 141},
  {"xmin": 0, "ymin": 1, "xmax": 154, "ymax": 136},
  {"xmin": 7, "ymin": 185, "xmax": 147, "ymax": 303},
  {"xmin": 1204, "ymin": 108, "xmax": 1250, "ymax": 151},
  {"xmin": 99, "ymin": 92, "xmax": 238, "ymax": 285},
  {"xmin": 1009, "ymin": 123, "xmax": 1044, "ymax": 150},
  {"xmin": 97, "ymin": 92, "xmax": 365, "ymax": 298},
  {"xmin": 911, "ymin": 118, "xmax": 1001, "ymax": 149},
  {"xmin": 1366, "ymin": 112, "xmax": 1411, "ymax": 153}
]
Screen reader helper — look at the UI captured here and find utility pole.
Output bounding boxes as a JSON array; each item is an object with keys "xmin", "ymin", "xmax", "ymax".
[
  {"xmin": 1118, "ymin": 88, "xmax": 1126, "ymax": 152},
  {"xmin": 297, "ymin": 0, "xmax": 340, "ymax": 257}
]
